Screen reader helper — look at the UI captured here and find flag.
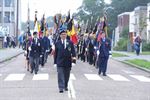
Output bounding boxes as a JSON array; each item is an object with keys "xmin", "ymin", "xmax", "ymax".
[{"xmin": 70, "ymin": 25, "xmax": 78, "ymax": 45}]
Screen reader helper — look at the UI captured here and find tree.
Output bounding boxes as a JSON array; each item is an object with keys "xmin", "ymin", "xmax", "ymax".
[{"xmin": 75, "ymin": 0, "xmax": 105, "ymax": 29}]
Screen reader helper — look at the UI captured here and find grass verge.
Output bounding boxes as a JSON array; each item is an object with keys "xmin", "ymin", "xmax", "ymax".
[
  {"xmin": 126, "ymin": 59, "xmax": 150, "ymax": 70},
  {"xmin": 112, "ymin": 53, "xmax": 128, "ymax": 57}
]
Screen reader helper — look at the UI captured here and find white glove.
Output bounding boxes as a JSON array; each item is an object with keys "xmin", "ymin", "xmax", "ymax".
[
  {"xmin": 24, "ymin": 51, "xmax": 27, "ymax": 54},
  {"xmin": 54, "ymin": 64, "xmax": 57, "ymax": 68},
  {"xmin": 28, "ymin": 47, "xmax": 31, "ymax": 51},
  {"xmin": 109, "ymin": 54, "xmax": 112, "ymax": 58},
  {"xmin": 85, "ymin": 48, "xmax": 88, "ymax": 51},
  {"xmin": 72, "ymin": 63, "xmax": 76, "ymax": 66},
  {"xmin": 40, "ymin": 55, "xmax": 43, "ymax": 57},
  {"xmin": 38, "ymin": 43, "xmax": 40, "ymax": 46},
  {"xmin": 46, "ymin": 50, "xmax": 50, "ymax": 52},
  {"xmin": 97, "ymin": 50, "xmax": 100, "ymax": 55},
  {"xmin": 52, "ymin": 45, "xmax": 55, "ymax": 50}
]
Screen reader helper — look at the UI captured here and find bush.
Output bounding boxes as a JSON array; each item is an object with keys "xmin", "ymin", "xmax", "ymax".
[
  {"xmin": 142, "ymin": 41, "xmax": 150, "ymax": 51},
  {"xmin": 114, "ymin": 38, "xmax": 128, "ymax": 51}
]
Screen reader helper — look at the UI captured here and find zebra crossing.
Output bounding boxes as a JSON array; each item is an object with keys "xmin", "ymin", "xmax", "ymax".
[{"xmin": 0, "ymin": 73, "xmax": 150, "ymax": 82}]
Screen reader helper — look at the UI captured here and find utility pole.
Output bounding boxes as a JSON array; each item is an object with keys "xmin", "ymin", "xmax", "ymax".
[
  {"xmin": 2, "ymin": 0, "xmax": 4, "ymax": 27},
  {"xmin": 16, "ymin": 0, "xmax": 19, "ymax": 45}
]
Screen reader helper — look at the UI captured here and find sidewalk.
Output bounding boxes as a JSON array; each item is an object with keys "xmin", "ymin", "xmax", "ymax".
[
  {"xmin": 0, "ymin": 47, "xmax": 24, "ymax": 63},
  {"xmin": 112, "ymin": 51, "xmax": 150, "ymax": 61}
]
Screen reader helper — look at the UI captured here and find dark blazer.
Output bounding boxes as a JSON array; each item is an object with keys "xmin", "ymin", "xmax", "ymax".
[
  {"xmin": 54, "ymin": 39, "xmax": 76, "ymax": 67},
  {"xmin": 99, "ymin": 38, "xmax": 111, "ymax": 58},
  {"xmin": 29, "ymin": 38, "xmax": 41, "ymax": 58}
]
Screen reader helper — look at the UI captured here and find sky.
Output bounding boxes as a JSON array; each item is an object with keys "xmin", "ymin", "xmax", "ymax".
[{"xmin": 21, "ymin": 0, "xmax": 111, "ymax": 22}]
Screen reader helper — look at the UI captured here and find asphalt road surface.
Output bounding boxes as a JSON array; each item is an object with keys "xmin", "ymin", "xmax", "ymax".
[{"xmin": 0, "ymin": 54, "xmax": 150, "ymax": 100}]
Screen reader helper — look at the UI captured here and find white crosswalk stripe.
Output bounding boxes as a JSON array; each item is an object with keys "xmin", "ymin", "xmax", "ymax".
[
  {"xmin": 4, "ymin": 74, "xmax": 25, "ymax": 81},
  {"xmin": 130, "ymin": 75, "xmax": 150, "ymax": 82},
  {"xmin": 32, "ymin": 74, "xmax": 49, "ymax": 80},
  {"xmin": 84, "ymin": 74, "xmax": 103, "ymax": 80},
  {"xmin": 70, "ymin": 73, "xmax": 76, "ymax": 80},
  {"xmin": 1, "ymin": 73, "xmax": 150, "ymax": 82},
  {"xmin": 107, "ymin": 74, "xmax": 130, "ymax": 81}
]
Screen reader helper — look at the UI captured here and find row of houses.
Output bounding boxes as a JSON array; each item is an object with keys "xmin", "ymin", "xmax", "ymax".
[{"xmin": 114, "ymin": 2, "xmax": 150, "ymax": 51}]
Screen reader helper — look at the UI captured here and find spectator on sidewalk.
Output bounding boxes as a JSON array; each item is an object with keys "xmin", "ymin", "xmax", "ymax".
[{"xmin": 134, "ymin": 35, "xmax": 141, "ymax": 56}]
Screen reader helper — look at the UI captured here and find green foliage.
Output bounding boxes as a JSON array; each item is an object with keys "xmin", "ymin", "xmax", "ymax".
[
  {"xmin": 114, "ymin": 38, "xmax": 128, "ymax": 51},
  {"xmin": 112, "ymin": 53, "xmax": 128, "ymax": 57},
  {"xmin": 127, "ymin": 59, "xmax": 150, "ymax": 69},
  {"xmin": 142, "ymin": 41, "xmax": 150, "ymax": 51},
  {"xmin": 75, "ymin": 0, "xmax": 105, "ymax": 28}
]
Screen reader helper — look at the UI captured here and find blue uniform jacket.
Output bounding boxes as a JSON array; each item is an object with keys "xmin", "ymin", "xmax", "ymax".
[
  {"xmin": 54, "ymin": 39, "xmax": 76, "ymax": 67},
  {"xmin": 99, "ymin": 38, "xmax": 111, "ymax": 58},
  {"xmin": 29, "ymin": 38, "xmax": 41, "ymax": 58}
]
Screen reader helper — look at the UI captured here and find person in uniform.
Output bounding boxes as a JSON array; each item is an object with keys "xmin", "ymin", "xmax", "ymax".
[
  {"xmin": 54, "ymin": 29, "xmax": 76, "ymax": 93},
  {"xmin": 98, "ymin": 32, "xmax": 111, "ymax": 76},
  {"xmin": 87, "ymin": 33, "xmax": 95, "ymax": 65},
  {"xmin": 29, "ymin": 32, "xmax": 41, "ymax": 74}
]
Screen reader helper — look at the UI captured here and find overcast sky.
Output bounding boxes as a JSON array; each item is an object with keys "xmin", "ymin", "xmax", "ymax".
[{"xmin": 21, "ymin": 0, "xmax": 111, "ymax": 22}]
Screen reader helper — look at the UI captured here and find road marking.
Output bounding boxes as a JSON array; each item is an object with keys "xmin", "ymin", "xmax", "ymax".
[
  {"xmin": 4, "ymin": 74, "xmax": 25, "ymax": 81},
  {"xmin": 122, "ymin": 70, "xmax": 135, "ymax": 74},
  {"xmin": 32, "ymin": 74, "xmax": 49, "ymax": 80},
  {"xmin": 107, "ymin": 74, "xmax": 130, "ymax": 81},
  {"xmin": 70, "ymin": 73, "xmax": 76, "ymax": 80},
  {"xmin": 68, "ymin": 79, "xmax": 76, "ymax": 99},
  {"xmin": 84, "ymin": 74, "xmax": 103, "ymax": 80},
  {"xmin": 130, "ymin": 75, "xmax": 150, "ymax": 82}
]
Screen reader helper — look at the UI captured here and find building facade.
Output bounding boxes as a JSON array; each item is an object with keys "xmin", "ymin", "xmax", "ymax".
[
  {"xmin": 0, "ymin": 0, "xmax": 21, "ymax": 37},
  {"xmin": 117, "ymin": 12, "xmax": 130, "ymax": 37},
  {"xmin": 134, "ymin": 6, "xmax": 147, "ymax": 41},
  {"xmin": 147, "ymin": 3, "xmax": 150, "ymax": 42}
]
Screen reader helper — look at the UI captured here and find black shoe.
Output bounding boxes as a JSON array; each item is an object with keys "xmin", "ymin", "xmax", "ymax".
[
  {"xmin": 98, "ymin": 71, "xmax": 101, "ymax": 75},
  {"xmin": 65, "ymin": 88, "xmax": 68, "ymax": 91},
  {"xmin": 27, "ymin": 69, "xmax": 29, "ymax": 71},
  {"xmin": 103, "ymin": 73, "xmax": 107, "ymax": 76},
  {"xmin": 35, "ymin": 72, "xmax": 37, "ymax": 74},
  {"xmin": 30, "ymin": 70, "xmax": 33, "ymax": 74},
  {"xmin": 59, "ymin": 90, "xmax": 63, "ymax": 93}
]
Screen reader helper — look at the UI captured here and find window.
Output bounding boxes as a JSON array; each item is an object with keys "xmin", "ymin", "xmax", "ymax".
[
  {"xmin": 5, "ymin": 0, "xmax": 14, "ymax": 7},
  {"xmin": 135, "ymin": 18, "xmax": 137, "ymax": 24},
  {"xmin": 0, "ymin": 0, "xmax": 2, "ymax": 7},
  {"xmin": 0, "ymin": 12, "xmax": 2, "ymax": 23},
  {"xmin": 149, "ymin": 10, "xmax": 150, "ymax": 22},
  {"xmin": 11, "ymin": 11, "xmax": 14, "ymax": 22},
  {"xmin": 4, "ymin": 12, "xmax": 10, "ymax": 23}
]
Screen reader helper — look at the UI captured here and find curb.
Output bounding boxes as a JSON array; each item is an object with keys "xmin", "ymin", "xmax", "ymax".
[
  {"xmin": 111, "ymin": 58, "xmax": 150, "ymax": 73},
  {"xmin": 0, "ymin": 52, "xmax": 24, "ymax": 63}
]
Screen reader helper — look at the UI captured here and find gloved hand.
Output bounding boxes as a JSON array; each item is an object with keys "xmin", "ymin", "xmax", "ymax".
[
  {"xmin": 53, "ymin": 64, "xmax": 57, "ymax": 68},
  {"xmin": 28, "ymin": 47, "xmax": 31, "ymax": 51},
  {"xmin": 72, "ymin": 63, "xmax": 76, "ymax": 66},
  {"xmin": 40, "ymin": 55, "xmax": 43, "ymax": 57}
]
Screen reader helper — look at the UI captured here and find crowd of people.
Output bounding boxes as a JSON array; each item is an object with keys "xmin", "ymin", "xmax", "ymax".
[{"xmin": 3, "ymin": 34, "xmax": 16, "ymax": 48}]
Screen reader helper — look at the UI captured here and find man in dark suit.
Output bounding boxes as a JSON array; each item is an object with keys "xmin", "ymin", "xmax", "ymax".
[
  {"xmin": 29, "ymin": 32, "xmax": 41, "ymax": 74},
  {"xmin": 98, "ymin": 32, "xmax": 111, "ymax": 76},
  {"xmin": 54, "ymin": 29, "xmax": 76, "ymax": 93}
]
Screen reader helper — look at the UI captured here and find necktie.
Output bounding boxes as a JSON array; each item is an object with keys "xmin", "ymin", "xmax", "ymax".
[{"xmin": 63, "ymin": 40, "xmax": 65, "ymax": 49}]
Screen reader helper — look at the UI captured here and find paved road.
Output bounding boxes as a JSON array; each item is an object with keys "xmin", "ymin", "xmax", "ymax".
[{"xmin": 0, "ymin": 54, "xmax": 150, "ymax": 100}]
